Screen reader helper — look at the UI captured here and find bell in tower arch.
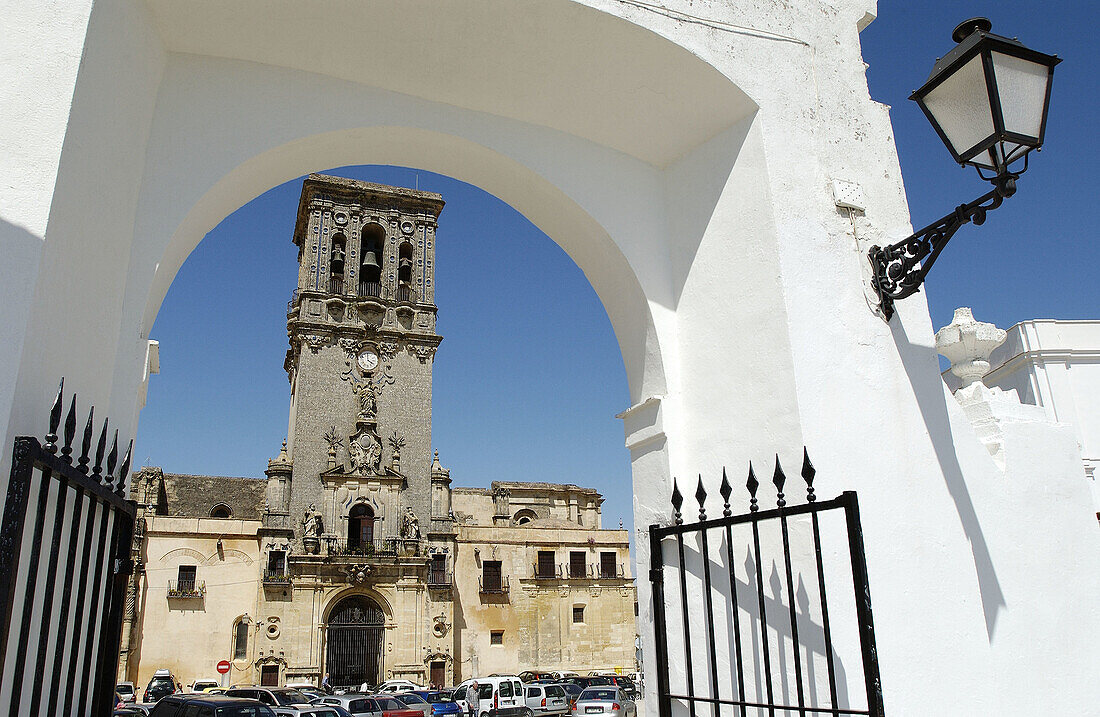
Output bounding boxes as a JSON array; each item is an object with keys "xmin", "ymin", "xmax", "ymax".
[{"xmin": 361, "ymin": 251, "xmax": 380, "ymax": 270}]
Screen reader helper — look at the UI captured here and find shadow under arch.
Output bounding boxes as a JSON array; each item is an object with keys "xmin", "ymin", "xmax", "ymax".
[{"xmin": 142, "ymin": 126, "xmax": 669, "ymax": 405}]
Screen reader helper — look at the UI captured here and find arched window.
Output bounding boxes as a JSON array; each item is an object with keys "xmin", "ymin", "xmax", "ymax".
[
  {"xmin": 329, "ymin": 233, "xmax": 347, "ymax": 294},
  {"xmin": 211, "ymin": 503, "xmax": 232, "ymax": 519},
  {"xmin": 348, "ymin": 503, "xmax": 375, "ymax": 551},
  {"xmin": 397, "ymin": 241, "xmax": 414, "ymax": 286},
  {"xmin": 513, "ymin": 509, "xmax": 538, "ymax": 526},
  {"xmin": 233, "ymin": 619, "xmax": 249, "ymax": 660},
  {"xmin": 359, "ymin": 224, "xmax": 385, "ymax": 296}
]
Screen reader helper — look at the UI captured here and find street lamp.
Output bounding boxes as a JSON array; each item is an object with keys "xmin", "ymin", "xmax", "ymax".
[{"xmin": 869, "ymin": 18, "xmax": 1061, "ymax": 320}]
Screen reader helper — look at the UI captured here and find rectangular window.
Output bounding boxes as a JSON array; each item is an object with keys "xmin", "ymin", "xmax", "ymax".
[
  {"xmin": 482, "ymin": 561, "xmax": 502, "ymax": 592},
  {"xmin": 537, "ymin": 550, "xmax": 555, "ymax": 578},
  {"xmin": 234, "ymin": 620, "xmax": 249, "ymax": 660},
  {"xmin": 569, "ymin": 551, "xmax": 586, "ymax": 578},
  {"xmin": 430, "ymin": 554, "xmax": 447, "ymax": 584},
  {"xmin": 572, "ymin": 605, "xmax": 585, "ymax": 624},
  {"xmin": 490, "ymin": 630, "xmax": 504, "ymax": 645},
  {"xmin": 499, "ymin": 680, "xmax": 512, "ymax": 698},
  {"xmin": 600, "ymin": 551, "xmax": 617, "ymax": 578},
  {"xmin": 178, "ymin": 565, "xmax": 197, "ymax": 591}
]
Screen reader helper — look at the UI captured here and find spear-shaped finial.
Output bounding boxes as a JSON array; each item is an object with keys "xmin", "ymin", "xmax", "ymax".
[
  {"xmin": 78, "ymin": 407, "xmax": 94, "ymax": 474},
  {"xmin": 45, "ymin": 378, "xmax": 64, "ymax": 454},
  {"xmin": 695, "ymin": 475, "xmax": 707, "ymax": 521},
  {"xmin": 719, "ymin": 468, "xmax": 732, "ymax": 518},
  {"xmin": 773, "ymin": 455, "xmax": 786, "ymax": 508},
  {"xmin": 671, "ymin": 479, "xmax": 683, "ymax": 525},
  {"xmin": 61, "ymin": 394, "xmax": 77, "ymax": 463},
  {"xmin": 747, "ymin": 463, "xmax": 759, "ymax": 513},
  {"xmin": 92, "ymin": 417, "xmax": 109, "ymax": 483},
  {"xmin": 116, "ymin": 440, "xmax": 133, "ymax": 497},
  {"xmin": 802, "ymin": 447, "xmax": 817, "ymax": 503}
]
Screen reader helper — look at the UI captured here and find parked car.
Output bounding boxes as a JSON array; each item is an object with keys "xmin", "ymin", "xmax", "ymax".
[
  {"xmin": 372, "ymin": 695, "xmax": 426, "ymax": 717},
  {"xmin": 115, "ymin": 705, "xmax": 152, "ymax": 717},
  {"xmin": 391, "ymin": 692, "xmax": 432, "ymax": 717},
  {"xmin": 555, "ymin": 684, "xmax": 582, "ymax": 708},
  {"xmin": 226, "ymin": 686, "xmax": 313, "ymax": 707},
  {"xmin": 270, "ymin": 707, "xmax": 345, "ymax": 717},
  {"xmin": 145, "ymin": 669, "xmax": 183, "ymax": 703},
  {"xmin": 294, "ymin": 687, "xmax": 329, "ymax": 702},
  {"xmin": 117, "ymin": 682, "xmax": 137, "ymax": 703},
  {"xmin": 560, "ymin": 678, "xmax": 611, "ymax": 691},
  {"xmin": 570, "ymin": 687, "xmax": 635, "ymax": 717},
  {"xmin": 453, "ymin": 677, "xmax": 528, "ymax": 717},
  {"xmin": 147, "ymin": 694, "xmax": 278, "ymax": 717},
  {"xmin": 523, "ymin": 683, "xmax": 569, "ymax": 717},
  {"xmin": 409, "ymin": 690, "xmax": 463, "ymax": 717},
  {"xmin": 192, "ymin": 679, "xmax": 222, "ymax": 693},
  {"xmin": 600, "ymin": 677, "xmax": 635, "ymax": 701},
  {"xmin": 374, "ymin": 680, "xmax": 424, "ymax": 694},
  {"xmin": 313, "ymin": 694, "xmax": 385, "ymax": 717}
]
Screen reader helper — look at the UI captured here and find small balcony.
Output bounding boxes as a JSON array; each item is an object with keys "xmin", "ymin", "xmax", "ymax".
[
  {"xmin": 263, "ymin": 569, "xmax": 291, "ymax": 586},
  {"xmin": 479, "ymin": 575, "xmax": 510, "ymax": 595},
  {"xmin": 287, "ymin": 289, "xmax": 301, "ymax": 316},
  {"xmin": 167, "ymin": 580, "xmax": 205, "ymax": 599},
  {"xmin": 262, "ymin": 512, "xmax": 291, "ymax": 530},
  {"xmin": 532, "ymin": 563, "xmax": 563, "ymax": 580},
  {"xmin": 328, "ymin": 276, "xmax": 345, "ymax": 294},
  {"xmin": 395, "ymin": 285, "xmax": 415, "ymax": 304},
  {"xmin": 428, "ymin": 570, "xmax": 452, "ymax": 589},
  {"xmin": 325, "ymin": 536, "xmax": 402, "ymax": 558}
]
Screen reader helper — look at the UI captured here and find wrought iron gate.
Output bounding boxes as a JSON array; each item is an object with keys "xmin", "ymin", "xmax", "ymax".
[
  {"xmin": 649, "ymin": 450, "xmax": 884, "ymax": 717},
  {"xmin": 326, "ymin": 596, "xmax": 385, "ymax": 688},
  {"xmin": 0, "ymin": 380, "xmax": 136, "ymax": 717}
]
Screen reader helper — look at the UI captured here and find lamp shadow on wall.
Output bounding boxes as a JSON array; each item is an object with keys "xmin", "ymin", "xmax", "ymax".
[{"xmin": 889, "ymin": 321, "xmax": 1005, "ymax": 638}]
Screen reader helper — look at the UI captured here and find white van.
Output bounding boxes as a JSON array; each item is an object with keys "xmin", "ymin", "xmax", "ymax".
[{"xmin": 454, "ymin": 676, "xmax": 529, "ymax": 717}]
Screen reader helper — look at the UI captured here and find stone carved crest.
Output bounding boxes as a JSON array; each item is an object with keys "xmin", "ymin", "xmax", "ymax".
[
  {"xmin": 409, "ymin": 344, "xmax": 436, "ymax": 363},
  {"xmin": 346, "ymin": 563, "xmax": 373, "ymax": 584},
  {"xmin": 377, "ymin": 340, "xmax": 400, "ymax": 360},
  {"xmin": 348, "ymin": 428, "xmax": 382, "ymax": 475},
  {"xmin": 432, "ymin": 612, "xmax": 450, "ymax": 637}
]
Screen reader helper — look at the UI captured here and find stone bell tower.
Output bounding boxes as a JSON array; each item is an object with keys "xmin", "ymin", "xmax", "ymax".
[{"xmin": 277, "ymin": 174, "xmax": 444, "ymax": 547}]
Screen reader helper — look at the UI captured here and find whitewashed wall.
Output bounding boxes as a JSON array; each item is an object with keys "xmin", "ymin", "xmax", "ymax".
[{"xmin": 1, "ymin": 1, "xmax": 1097, "ymax": 714}]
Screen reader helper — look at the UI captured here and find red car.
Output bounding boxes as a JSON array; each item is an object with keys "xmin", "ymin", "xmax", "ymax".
[{"xmin": 374, "ymin": 695, "xmax": 425, "ymax": 717}]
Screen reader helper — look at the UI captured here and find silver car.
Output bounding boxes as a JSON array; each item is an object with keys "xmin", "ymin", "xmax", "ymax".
[
  {"xmin": 572, "ymin": 688, "xmax": 636, "ymax": 717},
  {"xmin": 313, "ymin": 694, "xmax": 385, "ymax": 717},
  {"xmin": 524, "ymin": 684, "xmax": 569, "ymax": 717},
  {"xmin": 271, "ymin": 708, "xmax": 344, "ymax": 717},
  {"xmin": 392, "ymin": 692, "xmax": 432, "ymax": 717}
]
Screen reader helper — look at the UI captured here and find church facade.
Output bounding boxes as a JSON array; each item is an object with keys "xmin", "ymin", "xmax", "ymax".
[{"xmin": 118, "ymin": 175, "xmax": 637, "ymax": 690}]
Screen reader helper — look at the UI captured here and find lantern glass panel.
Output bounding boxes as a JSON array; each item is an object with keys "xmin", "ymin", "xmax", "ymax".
[
  {"xmin": 922, "ymin": 54, "xmax": 995, "ymax": 159},
  {"xmin": 990, "ymin": 50, "xmax": 1050, "ymax": 139}
]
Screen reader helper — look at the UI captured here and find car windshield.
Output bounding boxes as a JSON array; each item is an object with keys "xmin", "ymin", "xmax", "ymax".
[
  {"xmin": 272, "ymin": 690, "xmax": 309, "ymax": 705},
  {"xmin": 579, "ymin": 689, "xmax": 617, "ymax": 702},
  {"xmin": 117, "ymin": 685, "xmax": 134, "ymax": 695},
  {"xmin": 375, "ymin": 697, "xmax": 403, "ymax": 711},
  {"xmin": 560, "ymin": 685, "xmax": 581, "ymax": 695},
  {"xmin": 217, "ymin": 707, "xmax": 277, "ymax": 717},
  {"xmin": 397, "ymin": 694, "xmax": 426, "ymax": 704}
]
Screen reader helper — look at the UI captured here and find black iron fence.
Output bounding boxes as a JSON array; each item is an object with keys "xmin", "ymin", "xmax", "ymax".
[
  {"xmin": 649, "ymin": 449, "xmax": 884, "ymax": 717},
  {"xmin": 325, "ymin": 536, "xmax": 401, "ymax": 557},
  {"xmin": 428, "ymin": 570, "xmax": 452, "ymax": 588},
  {"xmin": 0, "ymin": 380, "xmax": 136, "ymax": 717},
  {"xmin": 329, "ymin": 276, "xmax": 345, "ymax": 294}
]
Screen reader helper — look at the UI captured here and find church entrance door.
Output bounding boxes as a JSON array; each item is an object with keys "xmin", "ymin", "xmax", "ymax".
[{"xmin": 326, "ymin": 596, "xmax": 385, "ymax": 688}]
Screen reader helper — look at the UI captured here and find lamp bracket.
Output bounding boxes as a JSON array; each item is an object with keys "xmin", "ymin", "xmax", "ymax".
[{"xmin": 869, "ymin": 171, "xmax": 1017, "ymax": 320}]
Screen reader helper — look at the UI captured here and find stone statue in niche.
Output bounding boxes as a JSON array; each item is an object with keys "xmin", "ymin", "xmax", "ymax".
[
  {"xmin": 353, "ymin": 379, "xmax": 378, "ymax": 421},
  {"xmin": 301, "ymin": 503, "xmax": 324, "ymax": 537},
  {"xmin": 400, "ymin": 506, "xmax": 421, "ymax": 540},
  {"xmin": 348, "ymin": 430, "xmax": 381, "ymax": 475}
]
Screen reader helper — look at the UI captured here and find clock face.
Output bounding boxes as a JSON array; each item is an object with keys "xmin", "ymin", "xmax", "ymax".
[{"xmin": 357, "ymin": 349, "xmax": 379, "ymax": 372}]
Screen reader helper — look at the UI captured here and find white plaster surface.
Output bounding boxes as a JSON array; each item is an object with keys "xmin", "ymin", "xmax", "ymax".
[{"xmin": 1, "ymin": 1, "xmax": 1097, "ymax": 714}]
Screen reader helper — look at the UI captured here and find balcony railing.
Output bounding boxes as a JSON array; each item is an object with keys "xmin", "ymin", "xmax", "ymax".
[
  {"xmin": 325, "ymin": 536, "xmax": 402, "ymax": 558},
  {"xmin": 358, "ymin": 280, "xmax": 382, "ymax": 298},
  {"xmin": 396, "ymin": 285, "xmax": 415, "ymax": 303},
  {"xmin": 167, "ymin": 580, "xmax": 205, "ymax": 599},
  {"xmin": 596, "ymin": 563, "xmax": 627, "ymax": 579},
  {"xmin": 287, "ymin": 289, "xmax": 301, "ymax": 316},
  {"xmin": 329, "ymin": 276, "xmax": 345, "ymax": 294},
  {"xmin": 532, "ymin": 563, "xmax": 563, "ymax": 580},
  {"xmin": 428, "ymin": 570, "xmax": 452, "ymax": 588},
  {"xmin": 479, "ymin": 575, "xmax": 510, "ymax": 594},
  {"xmin": 263, "ymin": 511, "xmax": 290, "ymax": 530},
  {"xmin": 263, "ymin": 569, "xmax": 291, "ymax": 585}
]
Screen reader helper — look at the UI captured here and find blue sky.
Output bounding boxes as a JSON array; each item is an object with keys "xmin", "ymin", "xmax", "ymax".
[{"xmin": 136, "ymin": 1, "xmax": 1097, "ymax": 539}]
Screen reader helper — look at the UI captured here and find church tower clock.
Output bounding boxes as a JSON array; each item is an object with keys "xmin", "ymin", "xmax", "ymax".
[{"xmin": 276, "ymin": 174, "xmax": 445, "ymax": 551}]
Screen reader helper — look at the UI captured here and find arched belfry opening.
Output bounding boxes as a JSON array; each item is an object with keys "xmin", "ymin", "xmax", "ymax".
[
  {"xmin": 326, "ymin": 595, "xmax": 385, "ymax": 688},
  {"xmin": 397, "ymin": 241, "xmax": 414, "ymax": 301},
  {"xmin": 360, "ymin": 224, "xmax": 385, "ymax": 297},
  {"xmin": 330, "ymin": 233, "xmax": 347, "ymax": 294}
]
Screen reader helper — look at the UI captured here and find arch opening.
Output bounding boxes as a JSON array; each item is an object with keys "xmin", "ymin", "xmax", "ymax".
[{"xmin": 326, "ymin": 595, "xmax": 386, "ymax": 689}]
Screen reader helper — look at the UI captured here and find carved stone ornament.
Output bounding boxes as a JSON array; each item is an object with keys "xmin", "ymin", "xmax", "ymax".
[
  {"xmin": 346, "ymin": 564, "xmax": 373, "ymax": 584},
  {"xmin": 377, "ymin": 341, "xmax": 400, "ymax": 360},
  {"xmin": 304, "ymin": 334, "xmax": 329, "ymax": 353},
  {"xmin": 410, "ymin": 344, "xmax": 436, "ymax": 363},
  {"xmin": 935, "ymin": 307, "xmax": 1007, "ymax": 389},
  {"xmin": 432, "ymin": 613, "xmax": 450, "ymax": 637},
  {"xmin": 348, "ymin": 427, "xmax": 382, "ymax": 475}
]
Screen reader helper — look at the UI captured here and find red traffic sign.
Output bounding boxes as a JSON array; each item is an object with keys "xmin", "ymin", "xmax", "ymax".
[{"xmin": 217, "ymin": 660, "xmax": 231, "ymax": 675}]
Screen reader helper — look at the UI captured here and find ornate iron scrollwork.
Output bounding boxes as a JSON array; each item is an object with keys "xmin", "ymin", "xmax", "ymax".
[{"xmin": 869, "ymin": 171, "xmax": 1017, "ymax": 320}]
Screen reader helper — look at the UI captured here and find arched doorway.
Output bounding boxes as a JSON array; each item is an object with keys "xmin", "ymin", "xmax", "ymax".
[{"xmin": 326, "ymin": 595, "xmax": 385, "ymax": 688}]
